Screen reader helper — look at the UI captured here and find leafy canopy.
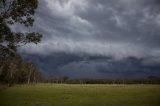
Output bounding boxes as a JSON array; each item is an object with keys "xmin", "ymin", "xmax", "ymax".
[{"xmin": 0, "ymin": 0, "xmax": 42, "ymax": 57}]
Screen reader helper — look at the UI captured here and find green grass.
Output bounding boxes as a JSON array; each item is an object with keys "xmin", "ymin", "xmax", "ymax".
[{"xmin": 0, "ymin": 84, "xmax": 160, "ymax": 106}]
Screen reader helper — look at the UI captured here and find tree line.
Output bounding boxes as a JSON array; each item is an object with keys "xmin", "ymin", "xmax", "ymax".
[
  {"xmin": 46, "ymin": 76, "xmax": 160, "ymax": 84},
  {"xmin": 0, "ymin": 56, "xmax": 44, "ymax": 85}
]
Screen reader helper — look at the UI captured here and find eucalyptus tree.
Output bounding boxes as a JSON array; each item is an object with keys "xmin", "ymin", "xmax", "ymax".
[
  {"xmin": 0, "ymin": 0, "xmax": 42, "ymax": 57},
  {"xmin": 0, "ymin": 0, "xmax": 42, "ymax": 84}
]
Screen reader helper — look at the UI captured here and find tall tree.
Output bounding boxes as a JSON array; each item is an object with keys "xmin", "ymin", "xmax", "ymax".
[
  {"xmin": 0, "ymin": 0, "xmax": 42, "ymax": 58},
  {"xmin": 0, "ymin": 0, "xmax": 42, "ymax": 84}
]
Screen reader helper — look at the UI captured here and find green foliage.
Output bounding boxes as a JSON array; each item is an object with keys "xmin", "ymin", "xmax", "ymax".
[
  {"xmin": 25, "ymin": 32, "xmax": 42, "ymax": 44},
  {"xmin": 1, "ymin": 0, "xmax": 38, "ymax": 26},
  {"xmin": 0, "ymin": 0, "xmax": 42, "ymax": 55}
]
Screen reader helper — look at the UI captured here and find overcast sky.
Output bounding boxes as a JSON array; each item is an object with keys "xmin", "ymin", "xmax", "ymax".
[{"xmin": 16, "ymin": 0, "xmax": 160, "ymax": 78}]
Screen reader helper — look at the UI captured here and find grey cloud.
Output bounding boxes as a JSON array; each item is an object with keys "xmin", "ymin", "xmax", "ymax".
[
  {"xmin": 18, "ymin": 0, "xmax": 160, "ymax": 72},
  {"xmin": 21, "ymin": 38, "xmax": 151, "ymax": 60}
]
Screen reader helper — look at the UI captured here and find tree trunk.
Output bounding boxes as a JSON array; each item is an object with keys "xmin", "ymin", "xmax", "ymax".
[{"xmin": 27, "ymin": 69, "xmax": 31, "ymax": 84}]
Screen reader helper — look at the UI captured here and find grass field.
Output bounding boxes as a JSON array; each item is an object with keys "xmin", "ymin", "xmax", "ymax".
[{"xmin": 0, "ymin": 84, "xmax": 160, "ymax": 106}]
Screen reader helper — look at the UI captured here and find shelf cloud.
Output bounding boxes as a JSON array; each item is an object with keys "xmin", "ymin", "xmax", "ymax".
[{"xmin": 16, "ymin": 0, "xmax": 160, "ymax": 78}]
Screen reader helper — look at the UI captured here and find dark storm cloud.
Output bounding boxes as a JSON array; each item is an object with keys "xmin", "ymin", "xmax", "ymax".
[
  {"xmin": 24, "ymin": 54, "xmax": 160, "ymax": 79},
  {"xmin": 18, "ymin": 0, "xmax": 160, "ymax": 78},
  {"xmin": 20, "ymin": 0, "xmax": 160, "ymax": 58}
]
